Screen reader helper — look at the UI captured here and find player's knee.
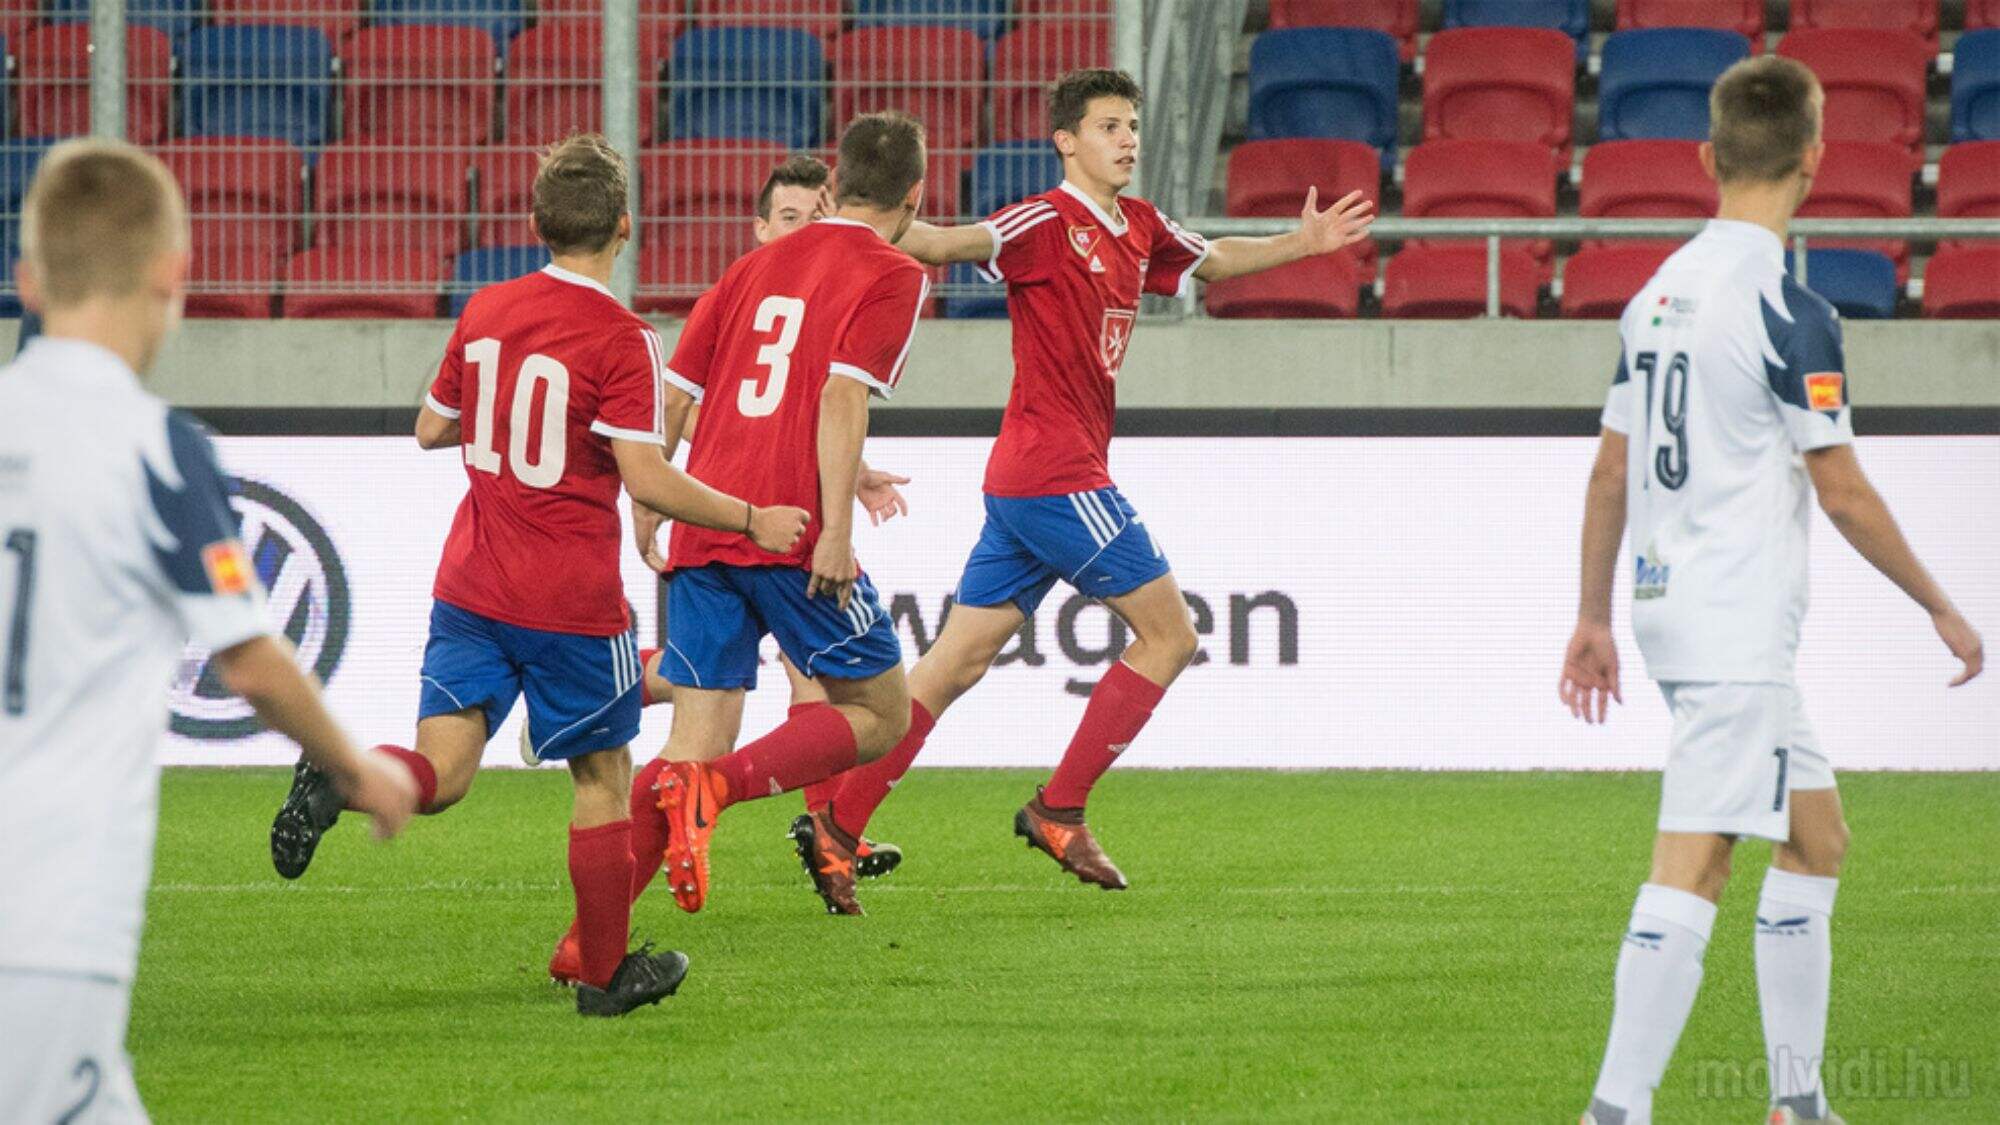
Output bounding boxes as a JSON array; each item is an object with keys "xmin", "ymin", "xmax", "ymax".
[
  {"xmin": 1780, "ymin": 819, "xmax": 1849, "ymax": 877},
  {"xmin": 1158, "ymin": 616, "xmax": 1199, "ymax": 672}
]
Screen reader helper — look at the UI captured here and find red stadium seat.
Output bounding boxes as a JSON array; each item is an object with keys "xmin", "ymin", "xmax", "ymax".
[
  {"xmin": 471, "ymin": 149, "xmax": 541, "ymax": 247},
  {"xmin": 1792, "ymin": 0, "xmax": 1938, "ymax": 54},
  {"xmin": 693, "ymin": 0, "xmax": 842, "ymax": 40},
  {"xmin": 209, "ymin": 0, "xmax": 361, "ymax": 43},
  {"xmin": 1935, "ymin": 142, "xmax": 2000, "ymax": 252},
  {"xmin": 640, "ymin": 140, "xmax": 791, "ymax": 225},
  {"xmin": 635, "ymin": 225, "xmax": 760, "ymax": 316},
  {"xmin": 1267, "ymin": 1, "xmax": 1421, "ymax": 62},
  {"xmin": 1560, "ymin": 244, "xmax": 1677, "ymax": 318},
  {"xmin": 1921, "ymin": 247, "xmax": 2000, "ymax": 317},
  {"xmin": 1797, "ymin": 140, "xmax": 1915, "ymax": 280},
  {"xmin": 993, "ymin": 19, "xmax": 1112, "ymax": 141},
  {"xmin": 342, "ymin": 25, "xmax": 496, "ymax": 146},
  {"xmin": 1224, "ymin": 139, "xmax": 1382, "ymax": 267},
  {"xmin": 1205, "ymin": 252, "xmax": 1365, "ymax": 318},
  {"xmin": 158, "ymin": 137, "xmax": 305, "ymax": 219},
  {"xmin": 0, "ymin": 10, "xmax": 39, "ymax": 43},
  {"xmin": 1579, "ymin": 140, "xmax": 1717, "ymax": 219},
  {"xmin": 504, "ymin": 21, "xmax": 666, "ymax": 146},
  {"xmin": 283, "ymin": 247, "xmax": 444, "ymax": 318},
  {"xmin": 1422, "ymin": 27, "xmax": 1576, "ymax": 166},
  {"xmin": 1614, "ymin": 0, "xmax": 1763, "ymax": 39},
  {"xmin": 186, "ymin": 222, "xmax": 288, "ymax": 318},
  {"xmin": 834, "ymin": 27, "xmax": 985, "ymax": 163},
  {"xmin": 314, "ymin": 145, "xmax": 470, "ymax": 254},
  {"xmin": 1402, "ymin": 138, "xmax": 1557, "ymax": 274},
  {"xmin": 1778, "ymin": 30, "xmax": 1931, "ymax": 156},
  {"xmin": 1973, "ymin": 0, "xmax": 2000, "ymax": 29},
  {"xmin": 158, "ymin": 137, "xmax": 305, "ymax": 312},
  {"xmin": 18, "ymin": 25, "xmax": 173, "ymax": 145},
  {"xmin": 1381, "ymin": 245, "xmax": 1540, "ymax": 318}
]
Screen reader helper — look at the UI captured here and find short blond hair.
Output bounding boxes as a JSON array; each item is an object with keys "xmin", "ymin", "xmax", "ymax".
[
  {"xmin": 22, "ymin": 138, "xmax": 187, "ymax": 308},
  {"xmin": 533, "ymin": 133, "xmax": 629, "ymax": 255},
  {"xmin": 1709, "ymin": 56, "xmax": 1824, "ymax": 185}
]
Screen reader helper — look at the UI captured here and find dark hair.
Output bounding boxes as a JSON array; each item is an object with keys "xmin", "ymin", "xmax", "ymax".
[
  {"xmin": 757, "ymin": 154, "xmax": 831, "ymax": 219},
  {"xmin": 532, "ymin": 133, "xmax": 628, "ymax": 255},
  {"xmin": 1708, "ymin": 56, "xmax": 1823, "ymax": 184},
  {"xmin": 833, "ymin": 112, "xmax": 926, "ymax": 210},
  {"xmin": 1048, "ymin": 68, "xmax": 1143, "ymax": 136}
]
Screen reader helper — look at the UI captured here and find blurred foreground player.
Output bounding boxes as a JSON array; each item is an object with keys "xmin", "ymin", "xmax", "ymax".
[
  {"xmin": 636, "ymin": 112, "xmax": 933, "ymax": 917},
  {"xmin": 803, "ymin": 69, "xmax": 1374, "ymax": 897},
  {"xmin": 0, "ymin": 139, "xmax": 415, "ymax": 1120},
  {"xmin": 267, "ymin": 135, "xmax": 808, "ymax": 1016},
  {"xmin": 1559, "ymin": 57, "xmax": 1983, "ymax": 1125}
]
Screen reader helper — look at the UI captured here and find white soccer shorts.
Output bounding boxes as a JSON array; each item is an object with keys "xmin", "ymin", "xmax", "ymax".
[
  {"xmin": 1656, "ymin": 681, "xmax": 1836, "ymax": 842},
  {"xmin": 0, "ymin": 970, "xmax": 148, "ymax": 1123}
]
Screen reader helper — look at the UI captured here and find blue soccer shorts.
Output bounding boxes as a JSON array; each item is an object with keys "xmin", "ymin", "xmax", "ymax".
[
  {"xmin": 659, "ymin": 564, "xmax": 903, "ymax": 691},
  {"xmin": 955, "ymin": 486, "xmax": 1171, "ymax": 616},
  {"xmin": 417, "ymin": 600, "xmax": 645, "ymax": 761}
]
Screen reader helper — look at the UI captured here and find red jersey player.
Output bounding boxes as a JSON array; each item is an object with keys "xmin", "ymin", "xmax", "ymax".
[
  {"xmin": 799, "ymin": 69, "xmax": 1375, "ymax": 896},
  {"xmin": 607, "ymin": 113, "xmax": 934, "ymax": 920},
  {"xmin": 267, "ymin": 135, "xmax": 808, "ymax": 1016}
]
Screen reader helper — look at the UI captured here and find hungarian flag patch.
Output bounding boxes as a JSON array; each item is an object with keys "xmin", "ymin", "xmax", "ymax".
[
  {"xmin": 202, "ymin": 539, "xmax": 252, "ymax": 596},
  {"xmin": 1805, "ymin": 372, "xmax": 1845, "ymax": 412}
]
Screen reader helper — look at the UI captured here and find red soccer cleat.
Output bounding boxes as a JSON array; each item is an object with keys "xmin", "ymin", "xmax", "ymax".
[
  {"xmin": 1014, "ymin": 787, "xmax": 1129, "ymax": 890},
  {"xmin": 548, "ymin": 926, "xmax": 581, "ymax": 987},
  {"xmin": 657, "ymin": 759, "xmax": 723, "ymax": 913}
]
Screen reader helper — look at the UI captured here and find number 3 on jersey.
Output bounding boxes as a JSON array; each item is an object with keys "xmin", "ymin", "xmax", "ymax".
[
  {"xmin": 739, "ymin": 295, "xmax": 805, "ymax": 418},
  {"xmin": 463, "ymin": 338, "xmax": 569, "ymax": 489}
]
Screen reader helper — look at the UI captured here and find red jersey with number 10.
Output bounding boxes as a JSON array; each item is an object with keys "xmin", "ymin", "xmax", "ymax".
[
  {"xmin": 976, "ymin": 182, "xmax": 1208, "ymax": 497},
  {"xmin": 426, "ymin": 265, "xmax": 667, "ymax": 636},
  {"xmin": 666, "ymin": 218, "xmax": 929, "ymax": 572}
]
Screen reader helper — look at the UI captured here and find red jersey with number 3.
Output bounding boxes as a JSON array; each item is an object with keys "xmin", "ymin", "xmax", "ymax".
[
  {"xmin": 666, "ymin": 218, "xmax": 929, "ymax": 572},
  {"xmin": 975, "ymin": 183, "xmax": 1208, "ymax": 497},
  {"xmin": 425, "ymin": 265, "xmax": 667, "ymax": 635}
]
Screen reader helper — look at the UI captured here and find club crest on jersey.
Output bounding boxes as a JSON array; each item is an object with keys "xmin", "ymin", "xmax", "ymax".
[
  {"xmin": 1805, "ymin": 372, "xmax": 1844, "ymax": 413},
  {"xmin": 1099, "ymin": 308, "xmax": 1137, "ymax": 378},
  {"xmin": 1634, "ymin": 552, "xmax": 1672, "ymax": 601},
  {"xmin": 201, "ymin": 539, "xmax": 252, "ymax": 596},
  {"xmin": 1068, "ymin": 224, "xmax": 1101, "ymax": 260}
]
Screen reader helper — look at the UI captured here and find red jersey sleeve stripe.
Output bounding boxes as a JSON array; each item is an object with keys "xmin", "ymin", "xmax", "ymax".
[
  {"xmin": 990, "ymin": 199, "xmax": 1054, "ymax": 230},
  {"xmin": 991, "ymin": 202, "xmax": 1056, "ymax": 238},
  {"xmin": 590, "ymin": 420, "xmax": 667, "ymax": 445},
  {"xmin": 662, "ymin": 366, "xmax": 704, "ymax": 402},
  {"xmin": 881, "ymin": 274, "xmax": 931, "ymax": 392},
  {"xmin": 424, "ymin": 391, "xmax": 460, "ymax": 420},
  {"xmin": 641, "ymin": 327, "xmax": 666, "ymax": 438},
  {"xmin": 976, "ymin": 210, "xmax": 1058, "ymax": 283}
]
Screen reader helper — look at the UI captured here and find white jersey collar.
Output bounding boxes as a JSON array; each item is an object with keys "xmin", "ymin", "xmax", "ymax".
[
  {"xmin": 1059, "ymin": 180, "xmax": 1128, "ymax": 235},
  {"xmin": 540, "ymin": 263, "xmax": 617, "ymax": 299},
  {"xmin": 817, "ymin": 216, "xmax": 876, "ymax": 231},
  {"xmin": 1699, "ymin": 219, "xmax": 1785, "ymax": 268},
  {"xmin": 18, "ymin": 335, "xmax": 141, "ymax": 388}
]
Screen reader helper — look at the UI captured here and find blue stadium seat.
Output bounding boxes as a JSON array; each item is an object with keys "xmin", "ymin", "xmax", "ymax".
[
  {"xmin": 1599, "ymin": 29, "xmax": 1752, "ymax": 141},
  {"xmin": 450, "ymin": 246, "xmax": 552, "ymax": 316},
  {"xmin": 1247, "ymin": 28, "xmax": 1401, "ymax": 168},
  {"xmin": 1951, "ymin": 30, "xmax": 2000, "ymax": 142},
  {"xmin": 942, "ymin": 261, "xmax": 1009, "ymax": 318},
  {"xmin": 1786, "ymin": 249, "xmax": 1899, "ymax": 319},
  {"xmin": 668, "ymin": 27, "xmax": 826, "ymax": 151},
  {"xmin": 46, "ymin": 0, "xmax": 204, "ymax": 43},
  {"xmin": 182, "ymin": 27, "xmax": 333, "ymax": 148},
  {"xmin": 1444, "ymin": 0, "xmax": 1590, "ymax": 58},
  {"xmin": 370, "ymin": 0, "xmax": 525, "ymax": 45},
  {"xmin": 0, "ymin": 252, "xmax": 18, "ymax": 318},
  {"xmin": 969, "ymin": 141, "xmax": 1063, "ymax": 218},
  {"xmin": 0, "ymin": 143, "xmax": 51, "ymax": 311},
  {"xmin": 853, "ymin": 0, "xmax": 1010, "ymax": 39}
]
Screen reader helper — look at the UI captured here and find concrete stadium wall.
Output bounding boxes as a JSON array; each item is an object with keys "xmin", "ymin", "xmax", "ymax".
[{"xmin": 5, "ymin": 319, "xmax": 1994, "ymax": 410}]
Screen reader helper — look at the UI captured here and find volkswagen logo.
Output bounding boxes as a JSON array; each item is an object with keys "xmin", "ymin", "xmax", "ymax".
[{"xmin": 169, "ymin": 478, "xmax": 350, "ymax": 740}]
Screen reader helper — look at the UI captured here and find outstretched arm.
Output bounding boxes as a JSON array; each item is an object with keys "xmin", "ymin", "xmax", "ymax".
[
  {"xmin": 896, "ymin": 220, "xmax": 998, "ymax": 266},
  {"xmin": 1194, "ymin": 188, "xmax": 1376, "ymax": 283},
  {"xmin": 1806, "ymin": 444, "xmax": 1983, "ymax": 685}
]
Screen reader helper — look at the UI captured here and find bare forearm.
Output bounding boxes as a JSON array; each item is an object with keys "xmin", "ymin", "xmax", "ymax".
[
  {"xmin": 895, "ymin": 220, "xmax": 995, "ymax": 266},
  {"xmin": 1825, "ymin": 487, "xmax": 1953, "ymax": 615},
  {"xmin": 217, "ymin": 636, "xmax": 364, "ymax": 785},
  {"xmin": 1578, "ymin": 472, "xmax": 1626, "ymax": 625},
  {"xmin": 614, "ymin": 440, "xmax": 753, "ymax": 534},
  {"xmin": 818, "ymin": 384, "xmax": 870, "ymax": 538},
  {"xmin": 1196, "ymin": 232, "xmax": 1308, "ymax": 282}
]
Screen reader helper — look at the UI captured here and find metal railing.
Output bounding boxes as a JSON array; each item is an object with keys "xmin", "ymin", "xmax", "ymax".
[{"xmin": 1188, "ymin": 217, "xmax": 2000, "ymax": 318}]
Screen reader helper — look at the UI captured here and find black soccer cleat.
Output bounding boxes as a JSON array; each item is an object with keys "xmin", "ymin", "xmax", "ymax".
[
  {"xmin": 270, "ymin": 757, "xmax": 343, "ymax": 880},
  {"xmin": 575, "ymin": 945, "xmax": 690, "ymax": 1017},
  {"xmin": 788, "ymin": 814, "xmax": 903, "ymax": 880}
]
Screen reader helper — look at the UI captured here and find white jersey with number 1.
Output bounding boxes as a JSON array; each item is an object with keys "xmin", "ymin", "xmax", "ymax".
[{"xmin": 1602, "ymin": 219, "xmax": 1855, "ymax": 685}]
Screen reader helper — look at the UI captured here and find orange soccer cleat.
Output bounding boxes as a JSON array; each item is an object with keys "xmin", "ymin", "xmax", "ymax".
[
  {"xmin": 657, "ymin": 759, "xmax": 724, "ymax": 913},
  {"xmin": 547, "ymin": 926, "xmax": 581, "ymax": 987},
  {"xmin": 787, "ymin": 807, "xmax": 865, "ymax": 915},
  {"xmin": 1014, "ymin": 787, "xmax": 1128, "ymax": 890}
]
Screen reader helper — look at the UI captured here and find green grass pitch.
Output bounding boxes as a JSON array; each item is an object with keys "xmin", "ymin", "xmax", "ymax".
[{"xmin": 134, "ymin": 769, "xmax": 1998, "ymax": 1122}]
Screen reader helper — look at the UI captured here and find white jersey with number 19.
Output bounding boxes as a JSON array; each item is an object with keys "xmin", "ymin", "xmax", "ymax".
[{"xmin": 1602, "ymin": 219, "xmax": 1855, "ymax": 685}]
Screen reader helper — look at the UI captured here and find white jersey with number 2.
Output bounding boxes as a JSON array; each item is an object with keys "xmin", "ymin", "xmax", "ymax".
[{"xmin": 1601, "ymin": 220, "xmax": 1855, "ymax": 685}]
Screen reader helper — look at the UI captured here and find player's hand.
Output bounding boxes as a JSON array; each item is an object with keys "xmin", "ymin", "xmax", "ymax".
[
  {"xmin": 749, "ymin": 504, "xmax": 811, "ymax": 554},
  {"xmin": 1933, "ymin": 608, "xmax": 1984, "ymax": 686},
  {"xmin": 856, "ymin": 468, "xmax": 912, "ymax": 526},
  {"xmin": 631, "ymin": 501, "xmax": 669, "ymax": 573},
  {"xmin": 1558, "ymin": 621, "xmax": 1622, "ymax": 725},
  {"xmin": 807, "ymin": 531, "xmax": 859, "ymax": 610},
  {"xmin": 342, "ymin": 747, "xmax": 419, "ymax": 841},
  {"xmin": 1296, "ymin": 187, "xmax": 1376, "ymax": 256}
]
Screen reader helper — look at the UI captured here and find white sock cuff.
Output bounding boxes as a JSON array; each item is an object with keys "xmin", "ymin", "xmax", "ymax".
[
  {"xmin": 1635, "ymin": 883, "xmax": 1719, "ymax": 941},
  {"xmin": 1760, "ymin": 867, "xmax": 1839, "ymax": 918}
]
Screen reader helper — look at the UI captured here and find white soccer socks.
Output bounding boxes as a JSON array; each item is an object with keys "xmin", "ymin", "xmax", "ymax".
[
  {"xmin": 1588, "ymin": 883, "xmax": 1719, "ymax": 1125},
  {"xmin": 1756, "ymin": 867, "xmax": 1840, "ymax": 1120}
]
